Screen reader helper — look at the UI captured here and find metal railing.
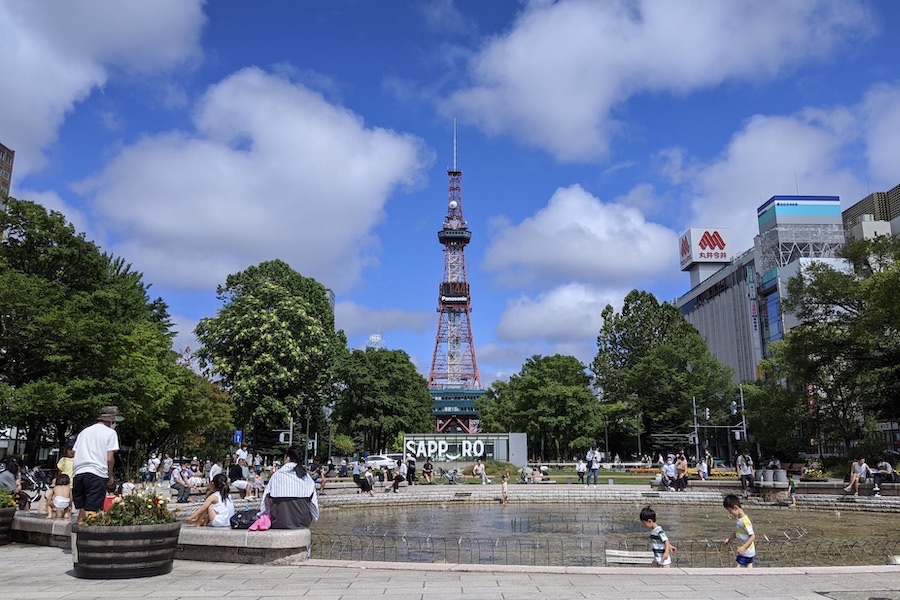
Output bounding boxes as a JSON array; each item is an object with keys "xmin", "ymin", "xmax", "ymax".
[{"xmin": 311, "ymin": 533, "xmax": 900, "ymax": 568}]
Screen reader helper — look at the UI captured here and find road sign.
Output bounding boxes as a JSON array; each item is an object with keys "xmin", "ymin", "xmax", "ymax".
[{"xmin": 233, "ymin": 429, "xmax": 243, "ymax": 444}]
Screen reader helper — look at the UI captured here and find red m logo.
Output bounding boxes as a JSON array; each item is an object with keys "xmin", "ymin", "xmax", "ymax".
[
  {"xmin": 698, "ymin": 231, "xmax": 726, "ymax": 250},
  {"xmin": 680, "ymin": 236, "xmax": 690, "ymax": 257}
]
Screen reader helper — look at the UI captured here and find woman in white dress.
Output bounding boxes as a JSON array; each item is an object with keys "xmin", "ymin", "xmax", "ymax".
[{"xmin": 185, "ymin": 473, "xmax": 234, "ymax": 527}]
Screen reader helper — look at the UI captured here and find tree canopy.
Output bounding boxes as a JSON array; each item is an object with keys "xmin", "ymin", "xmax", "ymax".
[
  {"xmin": 591, "ymin": 290, "xmax": 736, "ymax": 454},
  {"xmin": 195, "ymin": 259, "xmax": 346, "ymax": 434},
  {"xmin": 776, "ymin": 235, "xmax": 900, "ymax": 452},
  {"xmin": 332, "ymin": 347, "xmax": 433, "ymax": 453},
  {"xmin": 0, "ymin": 198, "xmax": 231, "ymax": 464},
  {"xmin": 477, "ymin": 354, "xmax": 600, "ymax": 462}
]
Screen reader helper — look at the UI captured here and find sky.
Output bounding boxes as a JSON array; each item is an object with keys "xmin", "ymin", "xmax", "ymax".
[{"xmin": 3, "ymin": 0, "xmax": 900, "ymax": 387}]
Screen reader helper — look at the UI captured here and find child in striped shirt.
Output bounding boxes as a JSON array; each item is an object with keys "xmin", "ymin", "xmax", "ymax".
[{"xmin": 640, "ymin": 506, "xmax": 676, "ymax": 567}]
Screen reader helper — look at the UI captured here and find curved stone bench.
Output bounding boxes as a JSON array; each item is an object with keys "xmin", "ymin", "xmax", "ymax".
[
  {"xmin": 176, "ymin": 526, "xmax": 310, "ymax": 565},
  {"xmin": 11, "ymin": 513, "xmax": 310, "ymax": 565}
]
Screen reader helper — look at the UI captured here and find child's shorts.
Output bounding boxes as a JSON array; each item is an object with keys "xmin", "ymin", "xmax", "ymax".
[
  {"xmin": 735, "ymin": 555, "xmax": 754, "ymax": 566},
  {"xmin": 653, "ymin": 554, "xmax": 671, "ymax": 566}
]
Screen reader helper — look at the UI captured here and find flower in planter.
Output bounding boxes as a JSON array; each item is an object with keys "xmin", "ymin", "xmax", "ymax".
[
  {"xmin": 80, "ymin": 493, "xmax": 176, "ymax": 526},
  {"xmin": 0, "ymin": 486, "xmax": 16, "ymax": 509}
]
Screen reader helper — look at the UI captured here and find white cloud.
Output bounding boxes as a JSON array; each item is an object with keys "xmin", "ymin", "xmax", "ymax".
[
  {"xmin": 667, "ymin": 111, "xmax": 865, "ymax": 252},
  {"xmin": 496, "ymin": 283, "xmax": 623, "ymax": 343},
  {"xmin": 169, "ymin": 314, "xmax": 199, "ymax": 356},
  {"xmin": 79, "ymin": 68, "xmax": 430, "ymax": 292},
  {"xmin": 335, "ymin": 301, "xmax": 433, "ymax": 338},
  {"xmin": 445, "ymin": 0, "xmax": 874, "ymax": 162},
  {"xmin": 484, "ymin": 184, "xmax": 679, "ymax": 287},
  {"xmin": 860, "ymin": 82, "xmax": 900, "ymax": 185},
  {"xmin": 0, "ymin": 0, "xmax": 205, "ymax": 176},
  {"xmin": 14, "ymin": 188, "xmax": 91, "ymax": 237}
]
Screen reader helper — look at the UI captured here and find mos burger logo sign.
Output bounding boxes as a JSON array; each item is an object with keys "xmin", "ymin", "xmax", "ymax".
[{"xmin": 679, "ymin": 228, "xmax": 731, "ymax": 270}]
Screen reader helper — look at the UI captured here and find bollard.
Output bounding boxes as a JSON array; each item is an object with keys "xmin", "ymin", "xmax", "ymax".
[{"xmin": 608, "ymin": 478, "xmax": 615, "ymax": 486}]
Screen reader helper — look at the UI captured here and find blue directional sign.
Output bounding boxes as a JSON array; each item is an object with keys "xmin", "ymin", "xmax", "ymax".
[{"xmin": 233, "ymin": 429, "xmax": 243, "ymax": 444}]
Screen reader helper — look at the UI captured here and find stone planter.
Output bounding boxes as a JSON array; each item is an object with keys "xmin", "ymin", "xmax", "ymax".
[
  {"xmin": 0, "ymin": 506, "xmax": 15, "ymax": 546},
  {"xmin": 71, "ymin": 521, "xmax": 182, "ymax": 579}
]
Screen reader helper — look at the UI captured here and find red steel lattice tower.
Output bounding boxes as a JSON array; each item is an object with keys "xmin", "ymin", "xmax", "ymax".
[{"xmin": 428, "ymin": 136, "xmax": 481, "ymax": 397}]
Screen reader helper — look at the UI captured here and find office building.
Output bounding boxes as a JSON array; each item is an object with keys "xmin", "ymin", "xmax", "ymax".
[{"xmin": 676, "ymin": 196, "xmax": 846, "ymax": 382}]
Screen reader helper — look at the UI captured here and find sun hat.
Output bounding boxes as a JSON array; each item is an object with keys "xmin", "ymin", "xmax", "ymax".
[{"xmin": 98, "ymin": 406, "xmax": 125, "ymax": 422}]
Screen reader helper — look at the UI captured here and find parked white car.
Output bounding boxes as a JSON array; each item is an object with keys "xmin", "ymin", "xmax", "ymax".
[{"xmin": 365, "ymin": 454, "xmax": 397, "ymax": 470}]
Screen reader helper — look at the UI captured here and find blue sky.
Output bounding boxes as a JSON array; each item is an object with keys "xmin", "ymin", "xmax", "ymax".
[{"xmin": 3, "ymin": 1, "xmax": 900, "ymax": 386}]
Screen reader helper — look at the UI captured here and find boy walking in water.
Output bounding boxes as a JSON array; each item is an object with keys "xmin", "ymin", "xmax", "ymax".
[
  {"xmin": 722, "ymin": 494, "xmax": 756, "ymax": 568},
  {"xmin": 639, "ymin": 506, "xmax": 676, "ymax": 567}
]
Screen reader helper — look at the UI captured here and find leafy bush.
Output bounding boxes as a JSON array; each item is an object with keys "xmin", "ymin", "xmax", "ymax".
[
  {"xmin": 0, "ymin": 486, "xmax": 16, "ymax": 509},
  {"xmin": 81, "ymin": 494, "xmax": 176, "ymax": 526}
]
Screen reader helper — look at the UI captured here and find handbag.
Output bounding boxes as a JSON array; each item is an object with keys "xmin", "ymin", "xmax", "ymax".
[
  {"xmin": 229, "ymin": 508, "xmax": 258, "ymax": 529},
  {"xmin": 249, "ymin": 513, "xmax": 271, "ymax": 531}
]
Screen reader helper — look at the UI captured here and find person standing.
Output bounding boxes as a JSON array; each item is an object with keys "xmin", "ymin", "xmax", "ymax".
[
  {"xmin": 737, "ymin": 450, "xmax": 754, "ymax": 499},
  {"xmin": 501, "ymin": 472, "xmax": 509, "ymax": 505},
  {"xmin": 406, "ymin": 454, "xmax": 417, "ymax": 486},
  {"xmin": 675, "ymin": 453, "xmax": 689, "ymax": 492},
  {"xmin": 352, "ymin": 459, "xmax": 365, "ymax": 493},
  {"xmin": 586, "ymin": 449, "xmax": 600, "ymax": 487},
  {"xmin": 575, "ymin": 458, "xmax": 586, "ymax": 484},
  {"xmin": 640, "ymin": 506, "xmax": 676, "ymax": 568},
  {"xmin": 161, "ymin": 453, "xmax": 174, "ymax": 481},
  {"xmin": 722, "ymin": 494, "xmax": 756, "ymax": 568},
  {"xmin": 146, "ymin": 452, "xmax": 160, "ymax": 486},
  {"xmin": 72, "ymin": 406, "xmax": 123, "ymax": 522}
]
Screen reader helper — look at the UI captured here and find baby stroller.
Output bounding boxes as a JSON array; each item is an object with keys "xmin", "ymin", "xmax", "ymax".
[{"xmin": 18, "ymin": 468, "xmax": 50, "ymax": 511}]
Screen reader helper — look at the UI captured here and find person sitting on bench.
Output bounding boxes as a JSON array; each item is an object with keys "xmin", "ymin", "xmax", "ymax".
[{"xmin": 872, "ymin": 458, "xmax": 894, "ymax": 497}]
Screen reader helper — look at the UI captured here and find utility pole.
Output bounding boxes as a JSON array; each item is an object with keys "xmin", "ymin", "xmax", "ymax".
[{"xmin": 692, "ymin": 396, "xmax": 700, "ymax": 461}]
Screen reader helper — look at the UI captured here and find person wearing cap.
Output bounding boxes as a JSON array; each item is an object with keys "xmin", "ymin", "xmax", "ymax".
[{"xmin": 72, "ymin": 405, "xmax": 123, "ymax": 521}]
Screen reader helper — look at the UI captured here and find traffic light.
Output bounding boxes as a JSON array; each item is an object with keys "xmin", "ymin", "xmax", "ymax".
[{"xmin": 704, "ymin": 407, "xmax": 710, "ymax": 420}]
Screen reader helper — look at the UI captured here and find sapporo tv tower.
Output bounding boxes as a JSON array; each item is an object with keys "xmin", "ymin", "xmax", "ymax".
[{"xmin": 427, "ymin": 125, "xmax": 484, "ymax": 433}]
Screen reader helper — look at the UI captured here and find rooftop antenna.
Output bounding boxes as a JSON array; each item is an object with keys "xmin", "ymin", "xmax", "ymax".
[{"xmin": 453, "ymin": 118, "xmax": 457, "ymax": 171}]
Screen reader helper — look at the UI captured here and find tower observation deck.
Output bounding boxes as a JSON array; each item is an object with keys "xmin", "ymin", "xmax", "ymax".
[{"xmin": 428, "ymin": 136, "xmax": 483, "ymax": 432}]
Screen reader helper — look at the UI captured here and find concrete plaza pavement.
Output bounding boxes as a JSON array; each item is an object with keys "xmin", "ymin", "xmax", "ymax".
[{"xmin": 1, "ymin": 542, "xmax": 899, "ymax": 600}]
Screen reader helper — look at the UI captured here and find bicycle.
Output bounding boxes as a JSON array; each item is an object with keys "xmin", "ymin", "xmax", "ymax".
[{"xmin": 435, "ymin": 467, "xmax": 467, "ymax": 485}]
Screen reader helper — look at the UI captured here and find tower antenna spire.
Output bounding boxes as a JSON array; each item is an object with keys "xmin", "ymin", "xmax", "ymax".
[{"xmin": 453, "ymin": 118, "xmax": 457, "ymax": 171}]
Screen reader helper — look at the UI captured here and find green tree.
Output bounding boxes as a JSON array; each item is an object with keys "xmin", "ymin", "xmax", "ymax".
[
  {"xmin": 777, "ymin": 235, "xmax": 900, "ymax": 452},
  {"xmin": 477, "ymin": 354, "xmax": 600, "ymax": 461},
  {"xmin": 0, "ymin": 198, "xmax": 226, "ymax": 464},
  {"xmin": 740, "ymin": 378, "xmax": 810, "ymax": 461},
  {"xmin": 591, "ymin": 290, "xmax": 735, "ymax": 454},
  {"xmin": 195, "ymin": 260, "xmax": 346, "ymax": 436},
  {"xmin": 332, "ymin": 347, "xmax": 433, "ymax": 453}
]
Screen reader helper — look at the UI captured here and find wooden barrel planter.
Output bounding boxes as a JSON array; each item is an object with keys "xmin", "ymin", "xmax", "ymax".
[
  {"xmin": 0, "ymin": 506, "xmax": 15, "ymax": 546},
  {"xmin": 71, "ymin": 521, "xmax": 182, "ymax": 579}
]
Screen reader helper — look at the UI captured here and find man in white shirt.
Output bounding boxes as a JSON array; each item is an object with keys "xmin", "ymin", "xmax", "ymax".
[
  {"xmin": 72, "ymin": 406, "xmax": 123, "ymax": 521},
  {"xmin": 235, "ymin": 445, "xmax": 249, "ymax": 463},
  {"xmin": 208, "ymin": 458, "xmax": 224, "ymax": 482}
]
